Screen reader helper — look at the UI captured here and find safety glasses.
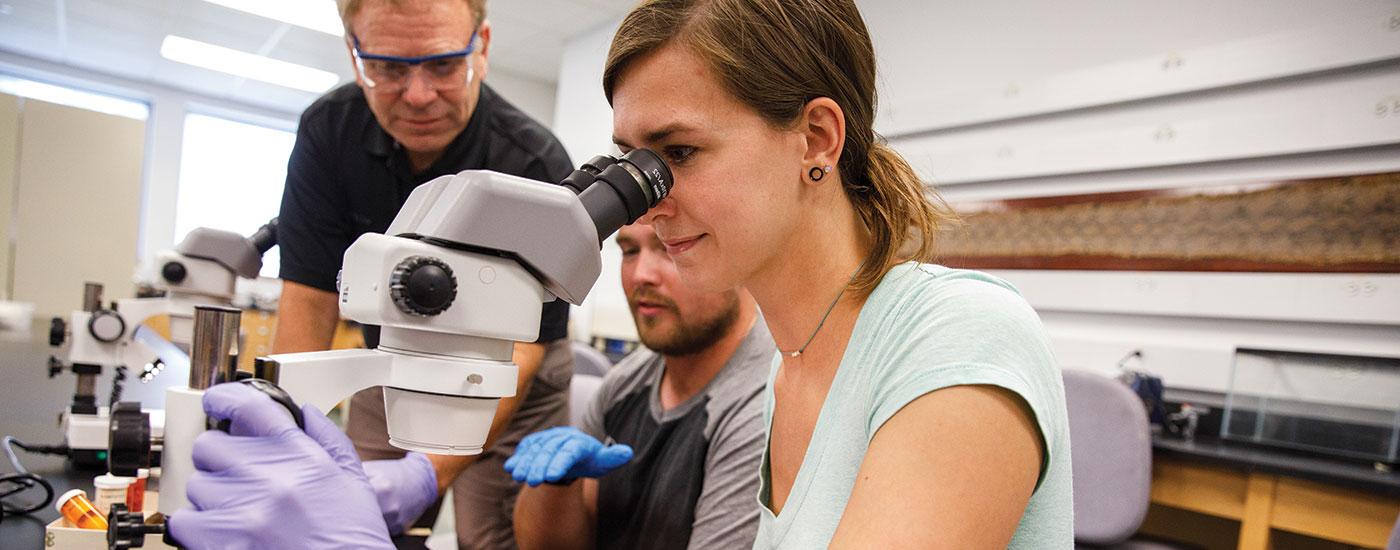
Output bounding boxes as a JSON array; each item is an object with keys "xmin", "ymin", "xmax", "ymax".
[{"xmin": 350, "ymin": 31, "xmax": 478, "ymax": 94}]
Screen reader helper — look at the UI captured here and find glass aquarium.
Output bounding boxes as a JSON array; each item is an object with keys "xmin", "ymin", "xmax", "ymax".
[{"xmin": 1222, "ymin": 348, "xmax": 1400, "ymax": 464}]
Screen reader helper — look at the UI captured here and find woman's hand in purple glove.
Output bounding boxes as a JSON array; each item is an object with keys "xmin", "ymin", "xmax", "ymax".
[
  {"xmin": 503, "ymin": 426, "xmax": 634, "ymax": 487},
  {"xmin": 362, "ymin": 452, "xmax": 438, "ymax": 536},
  {"xmin": 166, "ymin": 383, "xmax": 392, "ymax": 550}
]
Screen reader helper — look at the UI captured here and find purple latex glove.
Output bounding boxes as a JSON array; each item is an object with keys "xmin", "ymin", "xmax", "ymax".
[
  {"xmin": 166, "ymin": 383, "xmax": 392, "ymax": 550},
  {"xmin": 503, "ymin": 426, "xmax": 634, "ymax": 487},
  {"xmin": 362, "ymin": 452, "xmax": 438, "ymax": 535}
]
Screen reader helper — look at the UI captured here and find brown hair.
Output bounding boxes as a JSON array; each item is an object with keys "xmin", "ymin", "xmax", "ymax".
[
  {"xmin": 337, "ymin": 0, "xmax": 486, "ymax": 34},
  {"xmin": 603, "ymin": 0, "xmax": 957, "ymax": 293}
]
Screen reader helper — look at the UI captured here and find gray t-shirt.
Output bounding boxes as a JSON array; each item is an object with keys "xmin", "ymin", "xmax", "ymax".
[{"xmin": 581, "ymin": 318, "xmax": 774, "ymax": 550}]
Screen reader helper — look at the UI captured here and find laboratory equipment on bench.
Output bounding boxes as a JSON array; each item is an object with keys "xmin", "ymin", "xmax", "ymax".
[
  {"xmin": 46, "ymin": 306, "xmax": 293, "ymax": 549},
  {"xmin": 93, "ymin": 150, "xmax": 670, "ymax": 549},
  {"xmin": 257, "ymin": 149, "xmax": 672, "ymax": 456},
  {"xmin": 45, "ymin": 221, "xmax": 277, "ymax": 468}
]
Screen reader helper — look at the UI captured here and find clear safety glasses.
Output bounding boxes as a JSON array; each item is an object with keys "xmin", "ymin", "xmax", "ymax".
[{"xmin": 351, "ymin": 31, "xmax": 478, "ymax": 94}]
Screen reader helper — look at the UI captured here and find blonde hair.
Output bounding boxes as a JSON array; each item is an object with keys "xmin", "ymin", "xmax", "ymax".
[
  {"xmin": 604, "ymin": 0, "xmax": 957, "ymax": 293},
  {"xmin": 337, "ymin": 0, "xmax": 486, "ymax": 35}
]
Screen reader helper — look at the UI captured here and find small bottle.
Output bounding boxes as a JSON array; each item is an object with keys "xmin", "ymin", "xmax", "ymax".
[
  {"xmin": 93, "ymin": 474, "xmax": 134, "ymax": 515},
  {"xmin": 125, "ymin": 469, "xmax": 149, "ymax": 513},
  {"xmin": 55, "ymin": 489, "xmax": 109, "ymax": 530}
]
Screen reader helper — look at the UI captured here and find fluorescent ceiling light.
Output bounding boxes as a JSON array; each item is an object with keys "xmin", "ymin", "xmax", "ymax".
[
  {"xmin": 201, "ymin": 0, "xmax": 344, "ymax": 37},
  {"xmin": 0, "ymin": 76, "xmax": 148, "ymax": 120},
  {"xmin": 160, "ymin": 35, "xmax": 340, "ymax": 93}
]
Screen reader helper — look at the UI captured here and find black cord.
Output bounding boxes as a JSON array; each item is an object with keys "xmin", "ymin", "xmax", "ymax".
[
  {"xmin": 1, "ymin": 436, "xmax": 65, "ymax": 520},
  {"xmin": 1, "ymin": 472, "xmax": 54, "ymax": 517}
]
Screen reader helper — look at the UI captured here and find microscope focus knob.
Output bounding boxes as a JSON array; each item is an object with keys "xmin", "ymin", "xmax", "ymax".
[
  {"xmin": 107, "ymin": 401, "xmax": 151, "ymax": 476},
  {"xmin": 161, "ymin": 261, "xmax": 187, "ymax": 284},
  {"xmin": 389, "ymin": 256, "xmax": 457, "ymax": 316}
]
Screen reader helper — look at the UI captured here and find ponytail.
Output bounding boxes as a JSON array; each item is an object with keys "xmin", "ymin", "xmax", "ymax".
[{"xmin": 846, "ymin": 142, "xmax": 958, "ymax": 293}]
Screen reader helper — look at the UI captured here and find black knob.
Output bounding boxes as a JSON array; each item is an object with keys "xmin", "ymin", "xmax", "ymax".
[
  {"xmin": 160, "ymin": 261, "xmax": 187, "ymax": 284},
  {"xmin": 49, "ymin": 317, "xmax": 67, "ymax": 347},
  {"xmin": 107, "ymin": 502, "xmax": 165, "ymax": 549},
  {"xmin": 389, "ymin": 256, "xmax": 457, "ymax": 316},
  {"xmin": 107, "ymin": 402, "xmax": 150, "ymax": 476}
]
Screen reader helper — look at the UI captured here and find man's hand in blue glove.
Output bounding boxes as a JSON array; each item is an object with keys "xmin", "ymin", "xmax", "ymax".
[
  {"xmin": 362, "ymin": 452, "xmax": 438, "ymax": 535},
  {"xmin": 503, "ymin": 426, "xmax": 634, "ymax": 487},
  {"xmin": 166, "ymin": 383, "xmax": 392, "ymax": 550}
]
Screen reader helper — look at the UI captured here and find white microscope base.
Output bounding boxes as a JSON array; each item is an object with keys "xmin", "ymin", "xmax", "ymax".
[{"xmin": 159, "ymin": 386, "xmax": 204, "ymax": 515}]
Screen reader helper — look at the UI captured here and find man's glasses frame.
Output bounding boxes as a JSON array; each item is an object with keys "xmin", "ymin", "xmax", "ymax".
[{"xmin": 350, "ymin": 31, "xmax": 479, "ymax": 92}]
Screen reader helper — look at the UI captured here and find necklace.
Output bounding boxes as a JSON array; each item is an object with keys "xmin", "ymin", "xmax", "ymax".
[{"xmin": 779, "ymin": 262, "xmax": 865, "ymax": 358}]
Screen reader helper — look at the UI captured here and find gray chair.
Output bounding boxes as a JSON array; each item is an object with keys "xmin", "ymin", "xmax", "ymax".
[
  {"xmin": 569, "ymin": 373, "xmax": 604, "ymax": 428},
  {"xmin": 571, "ymin": 341, "xmax": 612, "ymax": 377},
  {"xmin": 1064, "ymin": 369, "xmax": 1184, "ymax": 549}
]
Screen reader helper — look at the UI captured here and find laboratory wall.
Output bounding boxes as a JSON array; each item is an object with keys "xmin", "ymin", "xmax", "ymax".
[
  {"xmin": 552, "ymin": 1, "xmax": 1400, "ymax": 390},
  {"xmin": 488, "ymin": 69, "xmax": 559, "ymax": 132},
  {"xmin": 0, "ymin": 93, "xmax": 18, "ymax": 299},
  {"xmin": 551, "ymin": 19, "xmax": 629, "ymax": 342},
  {"xmin": 1, "ymin": 93, "xmax": 145, "ymax": 316}
]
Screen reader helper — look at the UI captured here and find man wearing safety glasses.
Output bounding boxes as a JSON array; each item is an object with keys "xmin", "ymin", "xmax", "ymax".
[{"xmin": 274, "ymin": 1, "xmax": 575, "ymax": 548}]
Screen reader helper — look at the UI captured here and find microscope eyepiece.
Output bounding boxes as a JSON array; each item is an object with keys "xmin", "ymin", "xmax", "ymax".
[
  {"xmin": 248, "ymin": 218, "xmax": 278, "ymax": 255},
  {"xmin": 574, "ymin": 148, "xmax": 673, "ymax": 244},
  {"xmin": 560, "ymin": 155, "xmax": 619, "ymax": 195}
]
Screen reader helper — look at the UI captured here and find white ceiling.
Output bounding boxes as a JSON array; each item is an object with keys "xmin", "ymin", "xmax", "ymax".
[{"xmin": 0, "ymin": 0, "xmax": 636, "ymax": 114}]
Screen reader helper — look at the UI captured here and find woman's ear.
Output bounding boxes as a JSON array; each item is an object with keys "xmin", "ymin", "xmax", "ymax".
[{"xmin": 800, "ymin": 97, "xmax": 846, "ymax": 182}]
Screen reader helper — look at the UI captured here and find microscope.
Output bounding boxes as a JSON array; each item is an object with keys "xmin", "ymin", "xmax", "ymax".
[
  {"xmin": 47, "ymin": 221, "xmax": 277, "ymax": 467},
  {"xmin": 257, "ymin": 149, "xmax": 672, "ymax": 455},
  {"xmin": 101, "ymin": 149, "xmax": 670, "ymax": 548}
]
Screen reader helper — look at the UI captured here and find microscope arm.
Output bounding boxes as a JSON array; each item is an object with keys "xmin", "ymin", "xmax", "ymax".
[
  {"xmin": 267, "ymin": 347, "xmax": 518, "ymax": 456},
  {"xmin": 265, "ymin": 350, "xmax": 392, "ymax": 413}
]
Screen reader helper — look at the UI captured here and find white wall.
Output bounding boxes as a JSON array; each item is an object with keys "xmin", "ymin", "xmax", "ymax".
[
  {"xmin": 552, "ymin": 20, "xmax": 635, "ymax": 343},
  {"xmin": 487, "ymin": 68, "xmax": 558, "ymax": 130},
  {"xmin": 551, "ymin": 2, "xmax": 1400, "ymax": 389}
]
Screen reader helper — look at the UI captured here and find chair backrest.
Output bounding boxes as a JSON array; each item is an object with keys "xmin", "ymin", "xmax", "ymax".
[
  {"xmin": 571, "ymin": 341, "xmax": 612, "ymax": 377},
  {"xmin": 569, "ymin": 374, "xmax": 605, "ymax": 428},
  {"xmin": 1063, "ymin": 369, "xmax": 1154, "ymax": 545}
]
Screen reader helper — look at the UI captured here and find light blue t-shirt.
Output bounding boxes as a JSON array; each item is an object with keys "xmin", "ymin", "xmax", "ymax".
[{"xmin": 754, "ymin": 262, "xmax": 1074, "ymax": 548}]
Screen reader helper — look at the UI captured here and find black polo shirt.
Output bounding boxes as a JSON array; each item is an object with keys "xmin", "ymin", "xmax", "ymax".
[{"xmin": 278, "ymin": 82, "xmax": 574, "ymax": 344}]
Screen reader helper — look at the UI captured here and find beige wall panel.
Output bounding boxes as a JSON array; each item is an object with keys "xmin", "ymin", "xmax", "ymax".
[
  {"xmin": 0, "ymin": 93, "xmax": 20, "ymax": 299},
  {"xmin": 12, "ymin": 99, "xmax": 145, "ymax": 316}
]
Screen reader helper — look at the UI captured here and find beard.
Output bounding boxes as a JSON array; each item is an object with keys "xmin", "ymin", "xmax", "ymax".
[{"xmin": 632, "ymin": 290, "xmax": 741, "ymax": 357}]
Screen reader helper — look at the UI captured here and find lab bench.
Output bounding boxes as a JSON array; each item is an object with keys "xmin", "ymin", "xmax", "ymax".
[{"xmin": 1142, "ymin": 435, "xmax": 1400, "ymax": 549}]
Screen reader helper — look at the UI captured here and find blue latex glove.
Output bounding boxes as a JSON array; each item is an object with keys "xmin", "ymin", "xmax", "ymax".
[
  {"xmin": 166, "ymin": 383, "xmax": 392, "ymax": 550},
  {"xmin": 362, "ymin": 452, "xmax": 438, "ymax": 535},
  {"xmin": 503, "ymin": 426, "xmax": 634, "ymax": 487}
]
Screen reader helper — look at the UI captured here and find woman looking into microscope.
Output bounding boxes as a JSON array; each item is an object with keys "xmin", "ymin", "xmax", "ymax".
[{"xmin": 165, "ymin": 1, "xmax": 1073, "ymax": 548}]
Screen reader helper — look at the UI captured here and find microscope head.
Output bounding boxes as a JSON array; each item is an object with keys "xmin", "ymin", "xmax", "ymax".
[
  {"xmin": 277, "ymin": 150, "xmax": 671, "ymax": 455},
  {"xmin": 152, "ymin": 219, "xmax": 279, "ymax": 302},
  {"xmin": 337, "ymin": 149, "xmax": 673, "ymax": 344}
]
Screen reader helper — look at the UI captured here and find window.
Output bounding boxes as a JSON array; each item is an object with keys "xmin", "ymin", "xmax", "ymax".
[{"xmin": 174, "ymin": 113, "xmax": 295, "ymax": 277}]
